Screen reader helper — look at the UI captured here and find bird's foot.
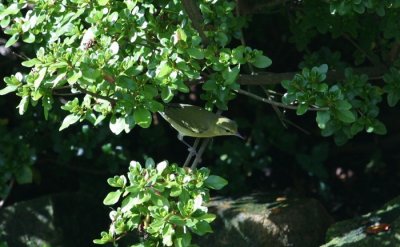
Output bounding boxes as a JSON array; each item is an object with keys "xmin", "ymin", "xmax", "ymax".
[{"xmin": 187, "ymin": 146, "xmax": 198, "ymax": 157}]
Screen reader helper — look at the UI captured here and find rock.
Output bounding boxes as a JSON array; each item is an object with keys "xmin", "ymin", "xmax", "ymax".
[
  {"xmin": 0, "ymin": 193, "xmax": 109, "ymax": 247},
  {"xmin": 322, "ymin": 195, "xmax": 400, "ymax": 247},
  {"xmin": 195, "ymin": 194, "xmax": 333, "ymax": 247},
  {"xmin": 0, "ymin": 193, "xmax": 333, "ymax": 247}
]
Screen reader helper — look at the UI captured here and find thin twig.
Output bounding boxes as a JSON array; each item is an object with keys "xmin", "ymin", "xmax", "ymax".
[
  {"xmin": 236, "ymin": 88, "xmax": 329, "ymax": 111},
  {"xmin": 261, "ymin": 85, "xmax": 287, "ymax": 127},
  {"xmin": 281, "ymin": 118, "xmax": 310, "ymax": 135},
  {"xmin": 52, "ymin": 92, "xmax": 83, "ymax": 96},
  {"xmin": 11, "ymin": 50, "xmax": 30, "ymax": 60}
]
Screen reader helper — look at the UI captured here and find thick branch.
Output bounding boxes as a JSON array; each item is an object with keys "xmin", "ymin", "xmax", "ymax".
[
  {"xmin": 237, "ymin": 66, "xmax": 386, "ymax": 85},
  {"xmin": 181, "ymin": 0, "xmax": 209, "ymax": 45}
]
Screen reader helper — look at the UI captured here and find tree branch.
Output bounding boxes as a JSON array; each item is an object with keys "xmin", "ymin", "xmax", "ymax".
[
  {"xmin": 72, "ymin": 84, "xmax": 117, "ymax": 104},
  {"xmin": 236, "ymin": 88, "xmax": 329, "ymax": 111},
  {"xmin": 236, "ymin": 66, "xmax": 386, "ymax": 85},
  {"xmin": 181, "ymin": 0, "xmax": 209, "ymax": 45}
]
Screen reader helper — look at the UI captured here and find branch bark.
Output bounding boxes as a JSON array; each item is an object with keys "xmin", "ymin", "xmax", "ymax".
[
  {"xmin": 236, "ymin": 66, "xmax": 386, "ymax": 86},
  {"xmin": 181, "ymin": 0, "xmax": 209, "ymax": 45}
]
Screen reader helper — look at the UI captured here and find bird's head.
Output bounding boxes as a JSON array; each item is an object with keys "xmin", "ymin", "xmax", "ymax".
[{"xmin": 215, "ymin": 117, "xmax": 244, "ymax": 139}]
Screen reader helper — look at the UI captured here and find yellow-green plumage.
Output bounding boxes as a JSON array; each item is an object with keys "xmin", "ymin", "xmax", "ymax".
[{"xmin": 159, "ymin": 104, "xmax": 241, "ymax": 138}]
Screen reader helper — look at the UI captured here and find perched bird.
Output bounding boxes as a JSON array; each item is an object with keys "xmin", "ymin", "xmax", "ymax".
[{"xmin": 158, "ymin": 103, "xmax": 243, "ymax": 141}]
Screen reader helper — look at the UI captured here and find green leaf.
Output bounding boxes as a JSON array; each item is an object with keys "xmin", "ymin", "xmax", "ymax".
[
  {"xmin": 335, "ymin": 100, "xmax": 352, "ymax": 110},
  {"xmin": 350, "ymin": 122, "xmax": 364, "ymax": 135},
  {"xmin": 372, "ymin": 120, "xmax": 387, "ymax": 135},
  {"xmin": 222, "ymin": 66, "xmax": 240, "ymax": 84},
  {"xmin": 59, "ymin": 114, "xmax": 80, "ymax": 131},
  {"xmin": 116, "ymin": 76, "xmax": 136, "ymax": 90},
  {"xmin": 316, "ymin": 111, "xmax": 330, "ymax": 129},
  {"xmin": 0, "ymin": 15, "xmax": 10, "ymax": 28},
  {"xmin": 317, "ymin": 64, "xmax": 328, "ymax": 74},
  {"xmin": 296, "ymin": 103, "xmax": 308, "ymax": 115},
  {"xmin": 0, "ymin": 85, "xmax": 19, "ymax": 95},
  {"xmin": 145, "ymin": 157, "xmax": 155, "ymax": 168},
  {"xmin": 336, "ymin": 110, "xmax": 356, "ymax": 123},
  {"xmin": 157, "ymin": 62, "xmax": 173, "ymax": 78},
  {"xmin": 192, "ymin": 221, "xmax": 213, "ymax": 236},
  {"xmin": 134, "ymin": 108, "xmax": 152, "ymax": 128},
  {"xmin": 197, "ymin": 213, "xmax": 216, "ymax": 223},
  {"xmin": 52, "ymin": 73, "xmax": 67, "ymax": 88},
  {"xmin": 22, "ymin": 32, "xmax": 35, "ymax": 43},
  {"xmin": 93, "ymin": 232, "xmax": 113, "ymax": 244},
  {"xmin": 187, "ymin": 47, "xmax": 204, "ymax": 60},
  {"xmin": 21, "ymin": 58, "xmax": 40, "ymax": 67},
  {"xmin": 156, "ymin": 160, "xmax": 168, "ymax": 174},
  {"xmin": 204, "ymin": 175, "xmax": 228, "ymax": 190},
  {"xmin": 168, "ymin": 215, "xmax": 186, "ymax": 226},
  {"xmin": 251, "ymin": 54, "xmax": 272, "ymax": 68},
  {"xmin": 17, "ymin": 96, "xmax": 29, "ymax": 115},
  {"xmin": 5, "ymin": 33, "xmax": 19, "ymax": 48},
  {"xmin": 387, "ymin": 92, "xmax": 400, "ymax": 107},
  {"xmin": 103, "ymin": 190, "xmax": 122, "ymax": 205},
  {"xmin": 175, "ymin": 28, "xmax": 187, "ymax": 42},
  {"xmin": 34, "ymin": 68, "xmax": 47, "ymax": 90},
  {"xmin": 174, "ymin": 231, "xmax": 192, "ymax": 247},
  {"xmin": 67, "ymin": 71, "xmax": 82, "ymax": 85},
  {"xmin": 98, "ymin": 0, "xmax": 109, "ymax": 6},
  {"xmin": 109, "ymin": 116, "xmax": 127, "ymax": 135},
  {"xmin": 161, "ymin": 87, "xmax": 174, "ymax": 103}
]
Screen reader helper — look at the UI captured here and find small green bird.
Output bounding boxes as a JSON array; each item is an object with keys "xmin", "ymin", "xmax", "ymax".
[{"xmin": 158, "ymin": 104, "xmax": 243, "ymax": 139}]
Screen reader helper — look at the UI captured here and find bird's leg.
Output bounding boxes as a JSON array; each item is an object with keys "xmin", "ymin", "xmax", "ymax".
[
  {"xmin": 177, "ymin": 134, "xmax": 198, "ymax": 155},
  {"xmin": 183, "ymin": 138, "xmax": 200, "ymax": 167}
]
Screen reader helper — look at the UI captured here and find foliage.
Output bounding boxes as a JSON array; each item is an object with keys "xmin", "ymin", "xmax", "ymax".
[
  {"xmin": 0, "ymin": 119, "xmax": 35, "ymax": 199},
  {"xmin": 94, "ymin": 158, "xmax": 227, "ymax": 246},
  {"xmin": 0, "ymin": 0, "xmax": 270, "ymax": 136},
  {"xmin": 2, "ymin": 0, "xmax": 400, "ymax": 245},
  {"xmin": 282, "ymin": 65, "xmax": 386, "ymax": 145}
]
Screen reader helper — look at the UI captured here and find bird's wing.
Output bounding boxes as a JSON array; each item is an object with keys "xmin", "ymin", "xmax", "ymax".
[{"xmin": 163, "ymin": 104, "xmax": 212, "ymax": 134}]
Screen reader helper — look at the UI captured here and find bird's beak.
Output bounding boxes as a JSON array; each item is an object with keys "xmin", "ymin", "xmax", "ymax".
[{"xmin": 235, "ymin": 132, "xmax": 245, "ymax": 140}]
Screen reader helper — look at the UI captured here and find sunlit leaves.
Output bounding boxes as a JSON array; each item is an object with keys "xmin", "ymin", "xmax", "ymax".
[
  {"xmin": 281, "ymin": 65, "xmax": 384, "ymax": 145},
  {"xmin": 133, "ymin": 108, "xmax": 151, "ymax": 128},
  {"xmin": 94, "ymin": 159, "xmax": 226, "ymax": 246},
  {"xmin": 59, "ymin": 114, "xmax": 81, "ymax": 131},
  {"xmin": 0, "ymin": 0, "xmax": 274, "ymax": 136},
  {"xmin": 103, "ymin": 190, "xmax": 122, "ymax": 205}
]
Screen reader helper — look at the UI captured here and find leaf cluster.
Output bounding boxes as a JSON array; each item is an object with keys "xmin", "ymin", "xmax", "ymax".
[
  {"xmin": 0, "ymin": 0, "xmax": 271, "ymax": 135},
  {"xmin": 94, "ymin": 158, "xmax": 227, "ymax": 247}
]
